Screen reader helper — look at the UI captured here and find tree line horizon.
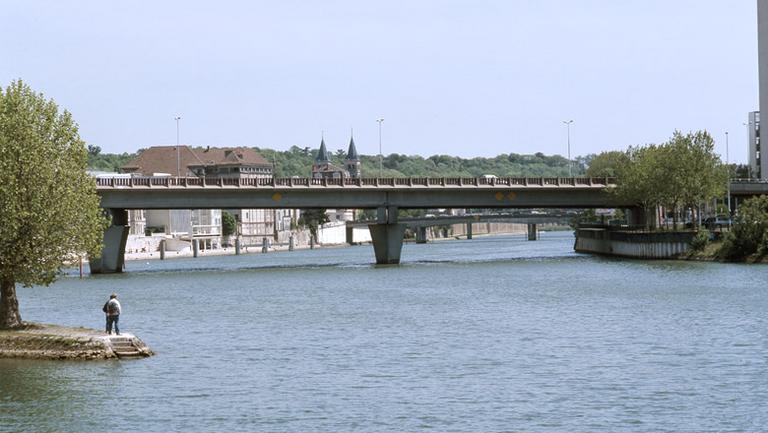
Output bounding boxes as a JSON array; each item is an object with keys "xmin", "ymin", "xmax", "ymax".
[{"xmin": 86, "ymin": 144, "xmax": 751, "ymax": 180}]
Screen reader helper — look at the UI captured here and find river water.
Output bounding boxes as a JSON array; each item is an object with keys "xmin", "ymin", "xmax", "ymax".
[{"xmin": 1, "ymin": 232, "xmax": 767, "ymax": 432}]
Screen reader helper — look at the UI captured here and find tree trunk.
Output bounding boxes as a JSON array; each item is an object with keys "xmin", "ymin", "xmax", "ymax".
[{"xmin": 0, "ymin": 277, "xmax": 22, "ymax": 329}]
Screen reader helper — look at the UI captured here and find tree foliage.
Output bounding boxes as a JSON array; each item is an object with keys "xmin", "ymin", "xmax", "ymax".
[
  {"xmin": 297, "ymin": 209, "xmax": 330, "ymax": 241},
  {"xmin": 255, "ymin": 146, "xmax": 584, "ymax": 178},
  {"xmin": 221, "ymin": 211, "xmax": 237, "ymax": 237},
  {"xmin": 87, "ymin": 147, "xmax": 136, "ymax": 172},
  {"xmin": 719, "ymin": 196, "xmax": 768, "ymax": 260},
  {"xmin": 585, "ymin": 151, "xmax": 630, "ymax": 178},
  {"xmin": 0, "ymin": 80, "xmax": 108, "ymax": 328},
  {"xmin": 597, "ymin": 131, "xmax": 727, "ymax": 228}
]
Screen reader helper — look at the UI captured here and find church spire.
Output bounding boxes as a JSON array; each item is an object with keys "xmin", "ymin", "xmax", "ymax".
[
  {"xmin": 347, "ymin": 130, "xmax": 359, "ymax": 160},
  {"xmin": 345, "ymin": 129, "xmax": 361, "ymax": 178},
  {"xmin": 316, "ymin": 137, "xmax": 330, "ymax": 163}
]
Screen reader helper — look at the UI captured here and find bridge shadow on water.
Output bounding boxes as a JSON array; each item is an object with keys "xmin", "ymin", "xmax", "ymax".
[{"xmin": 69, "ymin": 232, "xmax": 585, "ymax": 278}]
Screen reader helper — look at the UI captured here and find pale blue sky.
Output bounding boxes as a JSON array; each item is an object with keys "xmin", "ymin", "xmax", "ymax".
[{"xmin": 1, "ymin": 1, "xmax": 758, "ymax": 162}]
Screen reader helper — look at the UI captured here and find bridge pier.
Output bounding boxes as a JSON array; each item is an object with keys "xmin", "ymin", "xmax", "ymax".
[
  {"xmin": 368, "ymin": 206, "xmax": 406, "ymax": 264},
  {"xmin": 368, "ymin": 223, "xmax": 407, "ymax": 264},
  {"xmin": 415, "ymin": 226, "xmax": 428, "ymax": 244},
  {"xmin": 346, "ymin": 225, "xmax": 354, "ymax": 245},
  {"xmin": 527, "ymin": 223, "xmax": 538, "ymax": 241},
  {"xmin": 466, "ymin": 223, "xmax": 473, "ymax": 240},
  {"xmin": 625, "ymin": 206, "xmax": 649, "ymax": 227},
  {"xmin": 90, "ymin": 208, "xmax": 129, "ymax": 274}
]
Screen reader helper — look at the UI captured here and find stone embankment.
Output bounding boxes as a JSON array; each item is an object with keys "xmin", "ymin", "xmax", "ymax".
[
  {"xmin": 575, "ymin": 227, "xmax": 695, "ymax": 259},
  {"xmin": 0, "ymin": 323, "xmax": 153, "ymax": 360}
]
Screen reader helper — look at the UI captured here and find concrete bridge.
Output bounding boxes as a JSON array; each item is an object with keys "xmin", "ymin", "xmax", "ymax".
[
  {"xmin": 730, "ymin": 179, "xmax": 768, "ymax": 203},
  {"xmin": 93, "ymin": 176, "xmax": 626, "ymax": 271},
  {"xmin": 349, "ymin": 212, "xmax": 573, "ymax": 243}
]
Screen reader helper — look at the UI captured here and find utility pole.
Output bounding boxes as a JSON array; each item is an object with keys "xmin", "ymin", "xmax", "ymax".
[
  {"xmin": 175, "ymin": 116, "xmax": 182, "ymax": 177},
  {"xmin": 726, "ymin": 131, "xmax": 732, "ymax": 226},
  {"xmin": 562, "ymin": 120, "xmax": 574, "ymax": 176},
  {"xmin": 377, "ymin": 118, "xmax": 384, "ymax": 177}
]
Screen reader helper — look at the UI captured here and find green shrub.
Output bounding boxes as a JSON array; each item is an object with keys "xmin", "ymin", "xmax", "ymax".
[
  {"xmin": 759, "ymin": 229, "xmax": 768, "ymax": 256},
  {"xmin": 690, "ymin": 228, "xmax": 711, "ymax": 251},
  {"xmin": 718, "ymin": 196, "xmax": 768, "ymax": 260}
]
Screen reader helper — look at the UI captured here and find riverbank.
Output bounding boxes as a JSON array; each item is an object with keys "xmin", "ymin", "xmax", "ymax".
[
  {"xmin": 682, "ymin": 240, "xmax": 768, "ymax": 264},
  {"xmin": 0, "ymin": 323, "xmax": 153, "ymax": 360}
]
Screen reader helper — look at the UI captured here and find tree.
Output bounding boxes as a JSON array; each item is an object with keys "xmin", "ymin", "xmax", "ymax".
[
  {"xmin": 0, "ymin": 80, "xmax": 108, "ymax": 328},
  {"xmin": 612, "ymin": 131, "xmax": 726, "ymax": 229},
  {"xmin": 585, "ymin": 150, "xmax": 630, "ymax": 178},
  {"xmin": 298, "ymin": 209, "xmax": 329, "ymax": 242},
  {"xmin": 222, "ymin": 211, "xmax": 237, "ymax": 237},
  {"xmin": 719, "ymin": 195, "xmax": 768, "ymax": 260},
  {"xmin": 661, "ymin": 132, "xmax": 725, "ymax": 226}
]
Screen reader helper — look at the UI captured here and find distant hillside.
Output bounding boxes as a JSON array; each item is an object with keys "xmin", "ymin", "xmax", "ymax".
[{"xmin": 88, "ymin": 144, "xmax": 589, "ymax": 177}]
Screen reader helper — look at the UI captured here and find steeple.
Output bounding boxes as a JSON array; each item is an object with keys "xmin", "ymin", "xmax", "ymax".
[
  {"xmin": 347, "ymin": 134, "xmax": 359, "ymax": 160},
  {"xmin": 315, "ymin": 137, "xmax": 330, "ymax": 163},
  {"xmin": 345, "ymin": 131, "xmax": 361, "ymax": 178}
]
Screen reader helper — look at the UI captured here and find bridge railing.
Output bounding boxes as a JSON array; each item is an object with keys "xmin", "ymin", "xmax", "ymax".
[{"xmin": 94, "ymin": 176, "xmax": 617, "ymax": 188}]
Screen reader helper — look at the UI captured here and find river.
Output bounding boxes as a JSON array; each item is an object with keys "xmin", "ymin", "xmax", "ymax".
[{"xmin": 1, "ymin": 232, "xmax": 767, "ymax": 432}]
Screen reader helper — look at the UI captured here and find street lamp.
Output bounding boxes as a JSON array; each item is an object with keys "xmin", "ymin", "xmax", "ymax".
[
  {"xmin": 175, "ymin": 116, "xmax": 182, "ymax": 177},
  {"xmin": 726, "ymin": 131, "xmax": 732, "ymax": 226},
  {"xmin": 376, "ymin": 118, "xmax": 384, "ymax": 177},
  {"xmin": 562, "ymin": 120, "xmax": 574, "ymax": 176}
]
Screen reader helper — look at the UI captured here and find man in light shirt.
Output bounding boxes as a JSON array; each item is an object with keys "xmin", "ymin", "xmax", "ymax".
[{"xmin": 103, "ymin": 293, "xmax": 122, "ymax": 335}]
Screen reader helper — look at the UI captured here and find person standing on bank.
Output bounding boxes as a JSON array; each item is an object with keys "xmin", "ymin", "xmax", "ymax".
[{"xmin": 103, "ymin": 293, "xmax": 122, "ymax": 335}]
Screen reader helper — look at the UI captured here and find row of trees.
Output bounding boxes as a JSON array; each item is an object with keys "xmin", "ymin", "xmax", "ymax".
[
  {"xmin": 587, "ymin": 131, "xmax": 728, "ymax": 228},
  {"xmin": 257, "ymin": 145, "xmax": 588, "ymax": 178},
  {"xmin": 87, "ymin": 145, "xmax": 590, "ymax": 178}
]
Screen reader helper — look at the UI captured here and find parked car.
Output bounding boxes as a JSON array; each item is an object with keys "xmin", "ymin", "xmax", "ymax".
[{"xmin": 704, "ymin": 216, "xmax": 731, "ymax": 230}]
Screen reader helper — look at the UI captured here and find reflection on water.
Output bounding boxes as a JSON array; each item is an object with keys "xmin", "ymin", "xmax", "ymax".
[{"xmin": 2, "ymin": 233, "xmax": 768, "ymax": 432}]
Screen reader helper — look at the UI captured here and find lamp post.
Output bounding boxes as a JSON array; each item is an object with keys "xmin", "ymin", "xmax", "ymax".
[
  {"xmin": 562, "ymin": 120, "xmax": 574, "ymax": 176},
  {"xmin": 726, "ymin": 131, "xmax": 732, "ymax": 226},
  {"xmin": 376, "ymin": 118, "xmax": 384, "ymax": 177},
  {"xmin": 175, "ymin": 116, "xmax": 182, "ymax": 177}
]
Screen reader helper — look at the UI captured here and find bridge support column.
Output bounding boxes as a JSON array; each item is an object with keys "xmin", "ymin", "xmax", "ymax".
[
  {"xmin": 415, "ymin": 226, "xmax": 428, "ymax": 244},
  {"xmin": 235, "ymin": 237, "xmax": 241, "ymax": 255},
  {"xmin": 262, "ymin": 237, "xmax": 269, "ymax": 253},
  {"xmin": 193, "ymin": 239, "xmax": 199, "ymax": 258},
  {"xmin": 368, "ymin": 223, "xmax": 407, "ymax": 265},
  {"xmin": 625, "ymin": 207, "xmax": 649, "ymax": 227},
  {"xmin": 289, "ymin": 235, "xmax": 295, "ymax": 251},
  {"xmin": 159, "ymin": 239, "xmax": 166, "ymax": 260},
  {"xmin": 90, "ymin": 209, "xmax": 129, "ymax": 274},
  {"xmin": 527, "ymin": 223, "xmax": 538, "ymax": 241},
  {"xmin": 346, "ymin": 225, "xmax": 354, "ymax": 245},
  {"xmin": 466, "ymin": 223, "xmax": 473, "ymax": 240}
]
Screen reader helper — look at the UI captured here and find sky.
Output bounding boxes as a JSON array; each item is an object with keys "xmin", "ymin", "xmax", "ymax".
[{"xmin": 0, "ymin": 1, "xmax": 758, "ymax": 162}]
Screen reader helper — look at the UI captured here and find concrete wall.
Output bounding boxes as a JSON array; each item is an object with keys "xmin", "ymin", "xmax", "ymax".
[
  {"xmin": 315, "ymin": 221, "xmax": 369, "ymax": 245},
  {"xmin": 575, "ymin": 228, "xmax": 694, "ymax": 259}
]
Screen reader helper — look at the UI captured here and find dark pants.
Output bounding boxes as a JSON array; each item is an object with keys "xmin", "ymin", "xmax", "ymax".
[{"xmin": 106, "ymin": 315, "xmax": 120, "ymax": 335}]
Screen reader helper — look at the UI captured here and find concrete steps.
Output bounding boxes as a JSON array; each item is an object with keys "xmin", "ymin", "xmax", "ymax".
[{"xmin": 107, "ymin": 335, "xmax": 149, "ymax": 358}]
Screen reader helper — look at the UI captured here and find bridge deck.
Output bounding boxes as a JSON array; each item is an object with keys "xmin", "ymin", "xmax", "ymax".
[
  {"xmin": 95, "ymin": 176, "xmax": 617, "ymax": 190},
  {"xmin": 94, "ymin": 176, "xmax": 627, "ymax": 210}
]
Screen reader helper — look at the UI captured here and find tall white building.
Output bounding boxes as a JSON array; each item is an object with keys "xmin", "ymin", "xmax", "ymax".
[{"xmin": 754, "ymin": 0, "xmax": 768, "ymax": 178}]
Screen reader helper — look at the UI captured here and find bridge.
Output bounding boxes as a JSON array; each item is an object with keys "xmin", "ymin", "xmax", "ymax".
[
  {"xmin": 730, "ymin": 179, "xmax": 768, "ymax": 202},
  {"xmin": 92, "ymin": 176, "xmax": 629, "ymax": 271},
  {"xmin": 350, "ymin": 212, "xmax": 574, "ymax": 242}
]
